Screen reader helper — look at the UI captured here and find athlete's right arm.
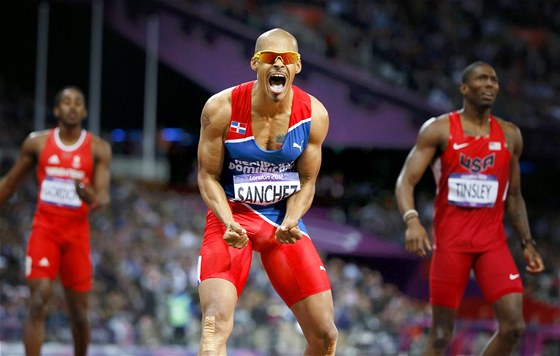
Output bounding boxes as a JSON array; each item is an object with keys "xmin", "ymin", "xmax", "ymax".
[
  {"xmin": 395, "ymin": 116, "xmax": 446, "ymax": 256},
  {"xmin": 90, "ymin": 137, "xmax": 112, "ymax": 210},
  {"xmin": 197, "ymin": 90, "xmax": 248, "ymax": 248},
  {"xmin": 0, "ymin": 133, "xmax": 40, "ymax": 205}
]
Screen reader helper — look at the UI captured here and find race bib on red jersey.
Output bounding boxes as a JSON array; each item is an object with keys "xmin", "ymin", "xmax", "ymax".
[
  {"xmin": 447, "ymin": 173, "xmax": 498, "ymax": 208},
  {"xmin": 233, "ymin": 172, "xmax": 300, "ymax": 205},
  {"xmin": 39, "ymin": 177, "xmax": 82, "ymax": 208}
]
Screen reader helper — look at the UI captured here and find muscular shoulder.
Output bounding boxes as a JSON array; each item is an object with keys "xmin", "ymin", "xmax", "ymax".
[
  {"xmin": 417, "ymin": 113, "xmax": 449, "ymax": 147},
  {"xmin": 308, "ymin": 94, "xmax": 329, "ymax": 142},
  {"xmin": 22, "ymin": 130, "xmax": 49, "ymax": 154},
  {"xmin": 493, "ymin": 116, "xmax": 520, "ymax": 136},
  {"xmin": 91, "ymin": 135, "xmax": 112, "ymax": 162},
  {"xmin": 309, "ymin": 94, "xmax": 328, "ymax": 120},
  {"xmin": 27, "ymin": 129, "xmax": 50, "ymax": 142},
  {"xmin": 202, "ymin": 87, "xmax": 234, "ymax": 129},
  {"xmin": 494, "ymin": 116, "xmax": 522, "ymax": 155}
]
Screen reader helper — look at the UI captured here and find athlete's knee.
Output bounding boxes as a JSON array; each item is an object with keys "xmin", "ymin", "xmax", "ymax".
[
  {"xmin": 429, "ymin": 324, "xmax": 454, "ymax": 350},
  {"xmin": 315, "ymin": 322, "xmax": 338, "ymax": 355},
  {"xmin": 199, "ymin": 310, "xmax": 234, "ymax": 353},
  {"xmin": 325, "ymin": 323, "xmax": 338, "ymax": 342},
  {"xmin": 27, "ymin": 293, "xmax": 49, "ymax": 320},
  {"xmin": 323, "ymin": 326, "xmax": 338, "ymax": 356},
  {"xmin": 202, "ymin": 303, "xmax": 234, "ymax": 333},
  {"xmin": 69, "ymin": 309, "xmax": 90, "ymax": 330},
  {"xmin": 499, "ymin": 318, "xmax": 525, "ymax": 342}
]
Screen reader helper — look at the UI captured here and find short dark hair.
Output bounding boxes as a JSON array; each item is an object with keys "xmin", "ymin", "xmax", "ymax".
[
  {"xmin": 461, "ymin": 61, "xmax": 491, "ymax": 83},
  {"xmin": 53, "ymin": 85, "xmax": 85, "ymax": 107}
]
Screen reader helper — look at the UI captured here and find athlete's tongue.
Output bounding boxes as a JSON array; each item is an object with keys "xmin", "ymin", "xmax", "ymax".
[{"xmin": 269, "ymin": 75, "xmax": 286, "ymax": 93}]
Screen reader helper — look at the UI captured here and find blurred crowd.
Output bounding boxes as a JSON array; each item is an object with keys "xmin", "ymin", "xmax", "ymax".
[
  {"xmin": 0, "ymin": 172, "xmax": 558, "ymax": 354},
  {"xmin": 206, "ymin": 0, "xmax": 560, "ymax": 130},
  {"xmin": 0, "ymin": 176, "xmax": 432, "ymax": 354}
]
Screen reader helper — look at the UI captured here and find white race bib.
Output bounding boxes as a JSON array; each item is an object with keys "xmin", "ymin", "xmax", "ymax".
[
  {"xmin": 233, "ymin": 172, "xmax": 300, "ymax": 205},
  {"xmin": 40, "ymin": 177, "xmax": 82, "ymax": 208},
  {"xmin": 447, "ymin": 173, "xmax": 498, "ymax": 208}
]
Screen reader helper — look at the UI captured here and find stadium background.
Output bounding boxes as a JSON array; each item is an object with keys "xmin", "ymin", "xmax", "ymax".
[{"xmin": 0, "ymin": 0, "xmax": 559, "ymax": 355}]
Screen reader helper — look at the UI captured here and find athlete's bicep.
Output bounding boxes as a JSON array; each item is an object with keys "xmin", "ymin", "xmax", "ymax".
[
  {"xmin": 505, "ymin": 123, "xmax": 524, "ymax": 199},
  {"xmin": 197, "ymin": 95, "xmax": 231, "ymax": 180},
  {"xmin": 297, "ymin": 99, "xmax": 328, "ymax": 184},
  {"xmin": 93, "ymin": 139, "xmax": 112, "ymax": 207},
  {"xmin": 297, "ymin": 140, "xmax": 322, "ymax": 185},
  {"xmin": 0, "ymin": 136, "xmax": 39, "ymax": 203},
  {"xmin": 7, "ymin": 136, "xmax": 40, "ymax": 180},
  {"xmin": 400, "ymin": 118, "xmax": 444, "ymax": 185}
]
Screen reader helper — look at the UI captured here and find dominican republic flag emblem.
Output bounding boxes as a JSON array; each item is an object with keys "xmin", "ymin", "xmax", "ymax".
[{"xmin": 230, "ymin": 121, "xmax": 247, "ymax": 134}]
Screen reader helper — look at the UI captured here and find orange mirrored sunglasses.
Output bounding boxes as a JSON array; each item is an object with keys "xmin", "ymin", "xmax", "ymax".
[{"xmin": 252, "ymin": 50, "xmax": 301, "ymax": 64}]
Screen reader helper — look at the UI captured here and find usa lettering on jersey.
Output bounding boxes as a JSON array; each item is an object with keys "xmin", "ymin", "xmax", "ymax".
[{"xmin": 459, "ymin": 153, "xmax": 495, "ymax": 173}]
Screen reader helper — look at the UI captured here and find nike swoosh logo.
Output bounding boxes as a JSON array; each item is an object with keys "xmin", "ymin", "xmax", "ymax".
[
  {"xmin": 453, "ymin": 142, "xmax": 469, "ymax": 150},
  {"xmin": 509, "ymin": 273, "xmax": 520, "ymax": 280}
]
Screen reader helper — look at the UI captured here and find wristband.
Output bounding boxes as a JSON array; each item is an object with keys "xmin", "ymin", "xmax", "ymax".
[
  {"xmin": 520, "ymin": 239, "xmax": 536, "ymax": 250},
  {"xmin": 402, "ymin": 209, "xmax": 419, "ymax": 222}
]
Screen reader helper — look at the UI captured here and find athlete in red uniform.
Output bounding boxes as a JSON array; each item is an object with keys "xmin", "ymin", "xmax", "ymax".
[
  {"xmin": 0, "ymin": 86, "xmax": 111, "ymax": 356},
  {"xmin": 197, "ymin": 28, "xmax": 337, "ymax": 355},
  {"xmin": 395, "ymin": 62, "xmax": 544, "ymax": 355}
]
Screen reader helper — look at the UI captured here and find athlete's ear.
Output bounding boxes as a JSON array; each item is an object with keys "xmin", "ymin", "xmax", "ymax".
[
  {"xmin": 459, "ymin": 83, "xmax": 468, "ymax": 95},
  {"xmin": 53, "ymin": 107, "xmax": 61, "ymax": 119},
  {"xmin": 250, "ymin": 57, "xmax": 259, "ymax": 72},
  {"xmin": 295, "ymin": 60, "xmax": 302, "ymax": 74}
]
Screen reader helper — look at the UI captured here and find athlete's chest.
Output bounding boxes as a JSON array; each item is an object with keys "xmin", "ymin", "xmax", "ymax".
[
  {"xmin": 225, "ymin": 121, "xmax": 309, "ymax": 167},
  {"xmin": 251, "ymin": 114, "xmax": 290, "ymax": 151},
  {"xmin": 446, "ymin": 116, "xmax": 509, "ymax": 174},
  {"xmin": 39, "ymin": 132, "xmax": 94, "ymax": 176}
]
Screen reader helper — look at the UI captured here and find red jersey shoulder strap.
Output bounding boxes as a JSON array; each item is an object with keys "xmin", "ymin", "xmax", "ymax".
[
  {"xmin": 228, "ymin": 81, "xmax": 254, "ymax": 139},
  {"xmin": 488, "ymin": 114, "xmax": 506, "ymax": 142},
  {"xmin": 290, "ymin": 85, "xmax": 312, "ymax": 126},
  {"xmin": 231, "ymin": 81, "xmax": 253, "ymax": 125},
  {"xmin": 447, "ymin": 111, "xmax": 463, "ymax": 142}
]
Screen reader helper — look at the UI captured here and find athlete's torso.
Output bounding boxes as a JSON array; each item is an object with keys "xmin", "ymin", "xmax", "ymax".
[
  {"xmin": 221, "ymin": 81, "xmax": 312, "ymax": 211},
  {"xmin": 36, "ymin": 128, "xmax": 94, "ymax": 217},
  {"xmin": 432, "ymin": 111, "xmax": 511, "ymax": 251}
]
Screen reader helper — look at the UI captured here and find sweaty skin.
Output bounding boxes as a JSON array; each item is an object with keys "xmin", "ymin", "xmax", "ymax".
[
  {"xmin": 395, "ymin": 62, "xmax": 544, "ymax": 356},
  {"xmin": 196, "ymin": 28, "xmax": 338, "ymax": 356},
  {"xmin": 0, "ymin": 87, "xmax": 111, "ymax": 356}
]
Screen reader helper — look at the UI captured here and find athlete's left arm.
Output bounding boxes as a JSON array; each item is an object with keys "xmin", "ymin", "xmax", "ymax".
[
  {"xmin": 503, "ymin": 122, "xmax": 545, "ymax": 274},
  {"xmin": 77, "ymin": 137, "xmax": 112, "ymax": 211},
  {"xmin": 277, "ymin": 96, "xmax": 328, "ymax": 243}
]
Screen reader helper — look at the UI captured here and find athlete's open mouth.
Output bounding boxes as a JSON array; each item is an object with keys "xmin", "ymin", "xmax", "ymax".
[{"xmin": 269, "ymin": 73, "xmax": 286, "ymax": 93}]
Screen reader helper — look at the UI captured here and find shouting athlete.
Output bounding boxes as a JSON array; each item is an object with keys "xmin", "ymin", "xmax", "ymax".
[{"xmin": 196, "ymin": 28, "xmax": 338, "ymax": 355}]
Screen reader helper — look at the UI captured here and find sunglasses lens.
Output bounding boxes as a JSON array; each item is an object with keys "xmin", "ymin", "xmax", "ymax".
[{"xmin": 256, "ymin": 51, "xmax": 299, "ymax": 64}]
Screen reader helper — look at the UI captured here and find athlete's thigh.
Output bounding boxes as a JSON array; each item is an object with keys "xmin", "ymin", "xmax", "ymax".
[
  {"xmin": 291, "ymin": 290, "xmax": 335, "ymax": 333},
  {"xmin": 59, "ymin": 220, "xmax": 92, "ymax": 291},
  {"xmin": 473, "ymin": 243, "xmax": 523, "ymax": 304},
  {"xmin": 430, "ymin": 249, "xmax": 474, "ymax": 308},
  {"xmin": 260, "ymin": 235, "xmax": 331, "ymax": 308},
  {"xmin": 198, "ymin": 209, "xmax": 253, "ymax": 297},
  {"xmin": 26, "ymin": 217, "xmax": 62, "ymax": 281}
]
